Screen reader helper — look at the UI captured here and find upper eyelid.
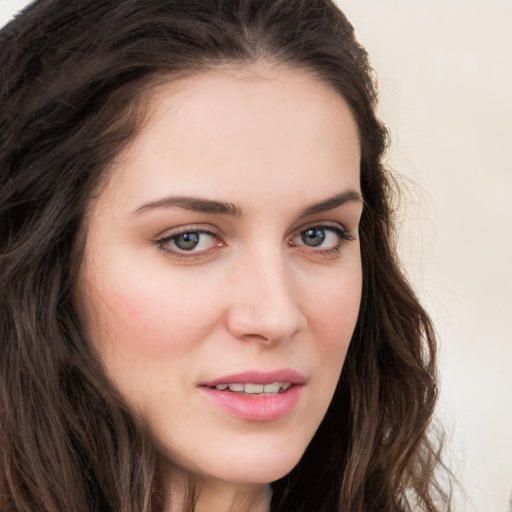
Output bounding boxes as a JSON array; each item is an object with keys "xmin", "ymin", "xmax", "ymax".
[
  {"xmin": 155, "ymin": 224, "xmax": 222, "ymax": 241},
  {"xmin": 155, "ymin": 221, "xmax": 350, "ymax": 241},
  {"xmin": 155, "ymin": 222, "xmax": 346, "ymax": 239},
  {"xmin": 290, "ymin": 220, "xmax": 349, "ymax": 236}
]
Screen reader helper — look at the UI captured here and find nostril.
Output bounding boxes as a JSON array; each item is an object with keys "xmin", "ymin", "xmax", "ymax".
[{"xmin": 241, "ymin": 332, "xmax": 272, "ymax": 343}]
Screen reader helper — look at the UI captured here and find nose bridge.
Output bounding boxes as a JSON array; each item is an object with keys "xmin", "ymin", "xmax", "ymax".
[{"xmin": 227, "ymin": 244, "xmax": 305, "ymax": 343}]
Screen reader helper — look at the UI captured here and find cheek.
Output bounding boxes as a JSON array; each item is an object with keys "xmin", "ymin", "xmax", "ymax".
[
  {"xmin": 78, "ymin": 270, "xmax": 222, "ymax": 416},
  {"xmin": 305, "ymin": 265, "xmax": 362, "ymax": 358},
  {"xmin": 81, "ymin": 269, "xmax": 220, "ymax": 363}
]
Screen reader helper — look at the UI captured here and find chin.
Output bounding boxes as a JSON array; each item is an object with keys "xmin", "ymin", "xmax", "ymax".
[
  {"xmin": 159, "ymin": 433, "xmax": 309, "ymax": 487},
  {"xmin": 201, "ymin": 439, "xmax": 307, "ymax": 485}
]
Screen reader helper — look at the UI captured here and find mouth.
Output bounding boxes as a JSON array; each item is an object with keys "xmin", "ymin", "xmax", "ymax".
[
  {"xmin": 199, "ymin": 370, "xmax": 305, "ymax": 421},
  {"xmin": 206, "ymin": 381, "xmax": 292, "ymax": 395}
]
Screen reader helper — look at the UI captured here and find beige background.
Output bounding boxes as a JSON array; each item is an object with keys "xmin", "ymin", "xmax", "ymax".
[
  {"xmin": 338, "ymin": 2, "xmax": 512, "ymax": 511},
  {"xmin": 1, "ymin": 0, "xmax": 511, "ymax": 510}
]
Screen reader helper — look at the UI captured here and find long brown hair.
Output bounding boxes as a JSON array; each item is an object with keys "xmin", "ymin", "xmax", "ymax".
[{"xmin": 0, "ymin": 1, "xmax": 451, "ymax": 510}]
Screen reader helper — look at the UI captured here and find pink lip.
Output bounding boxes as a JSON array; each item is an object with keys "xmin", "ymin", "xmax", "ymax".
[
  {"xmin": 201, "ymin": 369, "xmax": 306, "ymax": 387},
  {"xmin": 199, "ymin": 369, "xmax": 305, "ymax": 422}
]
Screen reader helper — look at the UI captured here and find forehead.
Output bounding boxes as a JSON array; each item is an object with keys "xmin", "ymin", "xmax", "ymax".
[{"xmin": 102, "ymin": 64, "xmax": 361, "ymax": 212}]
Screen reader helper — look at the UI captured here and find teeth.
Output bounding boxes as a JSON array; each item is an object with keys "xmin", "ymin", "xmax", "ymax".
[
  {"xmin": 244, "ymin": 383, "xmax": 264, "ymax": 393},
  {"xmin": 213, "ymin": 382, "xmax": 292, "ymax": 394},
  {"xmin": 263, "ymin": 382, "xmax": 281, "ymax": 393}
]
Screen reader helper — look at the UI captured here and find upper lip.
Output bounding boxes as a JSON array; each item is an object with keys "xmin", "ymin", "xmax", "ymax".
[{"xmin": 201, "ymin": 369, "xmax": 306, "ymax": 388}]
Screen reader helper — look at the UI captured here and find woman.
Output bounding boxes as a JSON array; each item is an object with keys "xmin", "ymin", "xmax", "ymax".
[{"xmin": 0, "ymin": 1, "xmax": 451, "ymax": 511}]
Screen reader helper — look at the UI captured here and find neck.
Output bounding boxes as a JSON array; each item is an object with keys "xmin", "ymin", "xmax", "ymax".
[{"xmin": 164, "ymin": 473, "xmax": 273, "ymax": 512}]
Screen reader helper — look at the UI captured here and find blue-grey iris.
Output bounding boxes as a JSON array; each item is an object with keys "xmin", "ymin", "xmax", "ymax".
[
  {"xmin": 301, "ymin": 228, "xmax": 325, "ymax": 247},
  {"xmin": 175, "ymin": 232, "xmax": 200, "ymax": 250}
]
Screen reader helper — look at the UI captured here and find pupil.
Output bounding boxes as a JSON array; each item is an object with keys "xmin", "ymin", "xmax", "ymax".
[
  {"xmin": 175, "ymin": 232, "xmax": 199, "ymax": 250},
  {"xmin": 301, "ymin": 228, "xmax": 325, "ymax": 247}
]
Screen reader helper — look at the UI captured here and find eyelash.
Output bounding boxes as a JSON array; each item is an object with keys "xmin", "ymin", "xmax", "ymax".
[
  {"xmin": 155, "ymin": 228, "xmax": 223, "ymax": 260},
  {"xmin": 288, "ymin": 224, "xmax": 355, "ymax": 259},
  {"xmin": 155, "ymin": 223, "xmax": 355, "ymax": 261}
]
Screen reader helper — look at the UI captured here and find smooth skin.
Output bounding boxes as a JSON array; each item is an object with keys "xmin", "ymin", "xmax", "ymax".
[{"xmin": 77, "ymin": 64, "xmax": 363, "ymax": 512}]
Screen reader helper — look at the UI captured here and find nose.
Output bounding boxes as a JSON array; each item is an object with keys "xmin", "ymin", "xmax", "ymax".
[{"xmin": 225, "ymin": 250, "xmax": 307, "ymax": 344}]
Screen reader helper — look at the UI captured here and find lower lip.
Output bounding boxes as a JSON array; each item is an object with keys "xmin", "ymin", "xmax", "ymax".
[{"xmin": 199, "ymin": 385, "xmax": 302, "ymax": 422}]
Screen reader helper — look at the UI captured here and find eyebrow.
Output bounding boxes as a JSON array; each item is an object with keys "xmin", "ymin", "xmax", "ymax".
[
  {"xmin": 297, "ymin": 189, "xmax": 362, "ymax": 217},
  {"xmin": 134, "ymin": 196, "xmax": 242, "ymax": 216},
  {"xmin": 133, "ymin": 189, "xmax": 362, "ymax": 217}
]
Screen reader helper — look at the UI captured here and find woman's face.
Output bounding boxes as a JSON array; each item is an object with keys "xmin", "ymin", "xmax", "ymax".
[{"xmin": 77, "ymin": 65, "xmax": 362, "ymax": 488}]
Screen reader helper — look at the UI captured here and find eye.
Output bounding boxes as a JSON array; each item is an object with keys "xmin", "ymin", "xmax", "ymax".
[
  {"xmin": 156, "ymin": 228, "xmax": 222, "ymax": 258},
  {"xmin": 173, "ymin": 232, "xmax": 203, "ymax": 251},
  {"xmin": 300, "ymin": 227, "xmax": 330, "ymax": 247},
  {"xmin": 289, "ymin": 224, "xmax": 354, "ymax": 256}
]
